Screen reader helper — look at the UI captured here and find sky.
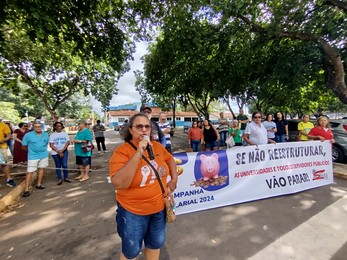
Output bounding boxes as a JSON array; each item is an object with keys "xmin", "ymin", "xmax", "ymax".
[{"xmin": 92, "ymin": 41, "xmax": 148, "ymax": 114}]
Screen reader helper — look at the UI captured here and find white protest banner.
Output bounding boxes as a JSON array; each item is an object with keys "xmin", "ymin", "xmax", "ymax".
[{"xmin": 173, "ymin": 141, "xmax": 333, "ymax": 215}]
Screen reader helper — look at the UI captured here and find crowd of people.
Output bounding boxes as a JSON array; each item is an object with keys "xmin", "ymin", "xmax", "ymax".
[
  {"xmin": 0, "ymin": 118, "xmax": 109, "ymax": 197},
  {"xmin": 187, "ymin": 109, "xmax": 335, "ymax": 151}
]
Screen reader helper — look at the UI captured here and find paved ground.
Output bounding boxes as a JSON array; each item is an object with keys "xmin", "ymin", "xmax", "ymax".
[{"xmin": 0, "ymin": 129, "xmax": 347, "ymax": 260}]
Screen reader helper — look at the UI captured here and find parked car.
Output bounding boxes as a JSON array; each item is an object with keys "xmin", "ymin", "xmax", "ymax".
[
  {"xmin": 287, "ymin": 119, "xmax": 347, "ymax": 162},
  {"xmin": 183, "ymin": 122, "xmax": 192, "ymax": 134},
  {"xmin": 114, "ymin": 122, "xmax": 125, "ymax": 131}
]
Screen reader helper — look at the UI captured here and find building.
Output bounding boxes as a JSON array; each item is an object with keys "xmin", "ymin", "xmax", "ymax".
[{"xmin": 105, "ymin": 102, "xmax": 236, "ymax": 128}]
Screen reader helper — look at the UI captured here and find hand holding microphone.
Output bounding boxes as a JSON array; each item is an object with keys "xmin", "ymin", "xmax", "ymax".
[{"xmin": 143, "ymin": 135, "xmax": 155, "ymax": 160}]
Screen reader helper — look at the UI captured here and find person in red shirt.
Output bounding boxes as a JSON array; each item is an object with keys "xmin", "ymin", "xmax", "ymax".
[
  {"xmin": 308, "ymin": 116, "xmax": 335, "ymax": 143},
  {"xmin": 188, "ymin": 121, "xmax": 203, "ymax": 152},
  {"xmin": 109, "ymin": 113, "xmax": 178, "ymax": 260}
]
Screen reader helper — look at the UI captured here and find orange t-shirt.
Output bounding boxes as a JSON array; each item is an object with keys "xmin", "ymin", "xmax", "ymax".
[
  {"xmin": 109, "ymin": 141, "xmax": 173, "ymax": 215},
  {"xmin": 188, "ymin": 127, "xmax": 202, "ymax": 141}
]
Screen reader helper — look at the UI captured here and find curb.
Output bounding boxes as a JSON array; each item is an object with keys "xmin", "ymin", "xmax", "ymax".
[
  {"xmin": 0, "ymin": 173, "xmax": 37, "ymax": 213},
  {"xmin": 333, "ymin": 163, "xmax": 347, "ymax": 180}
]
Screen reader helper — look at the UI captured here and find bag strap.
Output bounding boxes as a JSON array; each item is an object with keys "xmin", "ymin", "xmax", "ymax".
[{"xmin": 127, "ymin": 141, "xmax": 166, "ymax": 196}]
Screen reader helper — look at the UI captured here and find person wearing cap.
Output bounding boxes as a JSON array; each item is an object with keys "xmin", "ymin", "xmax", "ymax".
[
  {"xmin": 0, "ymin": 120, "xmax": 16, "ymax": 187},
  {"xmin": 73, "ymin": 120, "xmax": 93, "ymax": 182},
  {"xmin": 22, "ymin": 121, "xmax": 49, "ymax": 197},
  {"xmin": 140, "ymin": 105, "xmax": 165, "ymax": 146}
]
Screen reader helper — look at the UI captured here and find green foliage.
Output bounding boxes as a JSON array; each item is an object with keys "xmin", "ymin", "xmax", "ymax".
[
  {"xmin": 0, "ymin": 101, "xmax": 21, "ymax": 123},
  {"xmin": 142, "ymin": 0, "xmax": 346, "ymax": 115},
  {"xmin": 1, "ymin": 0, "xmax": 175, "ymax": 120}
]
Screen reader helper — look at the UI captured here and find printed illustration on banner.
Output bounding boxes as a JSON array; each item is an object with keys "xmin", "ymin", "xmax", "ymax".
[
  {"xmin": 174, "ymin": 153, "xmax": 189, "ymax": 177},
  {"xmin": 192, "ymin": 151, "xmax": 229, "ymax": 191},
  {"xmin": 312, "ymin": 169, "xmax": 328, "ymax": 181}
]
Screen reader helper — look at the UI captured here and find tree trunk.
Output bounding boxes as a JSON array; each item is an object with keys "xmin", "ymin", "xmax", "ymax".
[
  {"xmin": 223, "ymin": 96, "xmax": 236, "ymax": 119},
  {"xmin": 320, "ymin": 40, "xmax": 347, "ymax": 104}
]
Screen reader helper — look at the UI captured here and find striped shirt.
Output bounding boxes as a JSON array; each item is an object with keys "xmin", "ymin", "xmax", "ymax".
[{"xmin": 158, "ymin": 122, "xmax": 171, "ymax": 147}]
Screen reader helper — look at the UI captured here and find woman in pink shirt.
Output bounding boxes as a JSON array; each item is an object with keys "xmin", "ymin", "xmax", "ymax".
[
  {"xmin": 188, "ymin": 121, "xmax": 203, "ymax": 152},
  {"xmin": 308, "ymin": 116, "xmax": 335, "ymax": 143}
]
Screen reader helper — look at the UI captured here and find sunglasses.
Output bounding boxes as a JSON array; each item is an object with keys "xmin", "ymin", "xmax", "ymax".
[
  {"xmin": 23, "ymin": 125, "xmax": 28, "ymax": 127},
  {"xmin": 132, "ymin": 124, "xmax": 151, "ymax": 131},
  {"xmin": 253, "ymin": 116, "xmax": 261, "ymax": 119},
  {"xmin": 143, "ymin": 110, "xmax": 151, "ymax": 114}
]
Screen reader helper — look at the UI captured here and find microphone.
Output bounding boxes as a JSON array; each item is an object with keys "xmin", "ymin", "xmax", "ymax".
[{"xmin": 143, "ymin": 135, "xmax": 155, "ymax": 160}]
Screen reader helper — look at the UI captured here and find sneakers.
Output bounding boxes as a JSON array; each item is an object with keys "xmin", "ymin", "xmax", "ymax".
[
  {"xmin": 104, "ymin": 150, "xmax": 108, "ymax": 153},
  {"xmin": 64, "ymin": 178, "xmax": 72, "ymax": 183},
  {"xmin": 97, "ymin": 151, "xmax": 101, "ymax": 154},
  {"xmin": 23, "ymin": 191, "xmax": 30, "ymax": 197},
  {"xmin": 6, "ymin": 179, "xmax": 16, "ymax": 187},
  {"xmin": 35, "ymin": 185, "xmax": 46, "ymax": 189},
  {"xmin": 57, "ymin": 180, "xmax": 63, "ymax": 186}
]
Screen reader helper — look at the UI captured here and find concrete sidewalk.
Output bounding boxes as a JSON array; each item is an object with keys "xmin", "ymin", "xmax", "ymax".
[
  {"xmin": 0, "ymin": 129, "xmax": 122, "ymax": 213},
  {"xmin": 1, "ymin": 130, "xmax": 347, "ymax": 213}
]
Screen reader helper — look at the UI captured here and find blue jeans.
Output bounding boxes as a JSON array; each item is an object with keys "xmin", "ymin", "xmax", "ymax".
[
  {"xmin": 116, "ymin": 203, "xmax": 166, "ymax": 259},
  {"xmin": 275, "ymin": 134, "xmax": 287, "ymax": 143},
  {"xmin": 52, "ymin": 150, "xmax": 69, "ymax": 180},
  {"xmin": 191, "ymin": 140, "xmax": 201, "ymax": 152},
  {"xmin": 219, "ymin": 131, "xmax": 228, "ymax": 147},
  {"xmin": 206, "ymin": 140, "xmax": 219, "ymax": 150},
  {"xmin": 240, "ymin": 130, "xmax": 248, "ymax": 146}
]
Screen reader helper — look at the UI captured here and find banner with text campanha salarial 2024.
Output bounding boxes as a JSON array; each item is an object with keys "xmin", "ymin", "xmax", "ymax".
[{"xmin": 172, "ymin": 141, "xmax": 333, "ymax": 215}]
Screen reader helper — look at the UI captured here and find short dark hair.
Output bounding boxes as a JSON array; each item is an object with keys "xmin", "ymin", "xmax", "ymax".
[
  {"xmin": 97, "ymin": 120, "xmax": 101, "ymax": 124},
  {"xmin": 123, "ymin": 113, "xmax": 151, "ymax": 142},
  {"xmin": 265, "ymin": 113, "xmax": 273, "ymax": 121},
  {"xmin": 53, "ymin": 121, "xmax": 64, "ymax": 130},
  {"xmin": 252, "ymin": 112, "xmax": 261, "ymax": 118}
]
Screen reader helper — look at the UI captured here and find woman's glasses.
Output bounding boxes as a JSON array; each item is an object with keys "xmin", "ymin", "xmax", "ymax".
[
  {"xmin": 253, "ymin": 116, "xmax": 261, "ymax": 119},
  {"xmin": 132, "ymin": 124, "xmax": 151, "ymax": 131}
]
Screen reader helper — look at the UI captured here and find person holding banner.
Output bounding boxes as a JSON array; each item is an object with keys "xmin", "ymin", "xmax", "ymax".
[
  {"xmin": 298, "ymin": 114, "xmax": 314, "ymax": 141},
  {"xmin": 109, "ymin": 113, "xmax": 178, "ymax": 260},
  {"xmin": 243, "ymin": 112, "xmax": 276, "ymax": 146},
  {"xmin": 308, "ymin": 115, "xmax": 335, "ymax": 143},
  {"xmin": 228, "ymin": 120, "xmax": 242, "ymax": 146}
]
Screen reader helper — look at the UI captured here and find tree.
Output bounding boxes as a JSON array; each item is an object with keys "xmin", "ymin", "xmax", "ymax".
[
  {"xmin": 143, "ymin": 9, "xmax": 237, "ymax": 119},
  {"xmin": 207, "ymin": 0, "xmax": 347, "ymax": 103},
  {"xmin": 0, "ymin": 0, "xmax": 175, "ymax": 120},
  {"xmin": 0, "ymin": 101, "xmax": 21, "ymax": 123}
]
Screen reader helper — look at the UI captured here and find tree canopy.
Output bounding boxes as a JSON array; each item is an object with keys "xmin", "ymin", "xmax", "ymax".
[{"xmin": 140, "ymin": 0, "xmax": 346, "ymax": 116}]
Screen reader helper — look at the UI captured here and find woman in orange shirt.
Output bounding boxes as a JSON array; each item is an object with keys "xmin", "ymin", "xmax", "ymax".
[
  {"xmin": 109, "ymin": 113, "xmax": 178, "ymax": 260},
  {"xmin": 188, "ymin": 121, "xmax": 203, "ymax": 152}
]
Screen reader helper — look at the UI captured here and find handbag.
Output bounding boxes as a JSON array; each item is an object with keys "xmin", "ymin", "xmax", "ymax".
[
  {"xmin": 226, "ymin": 136, "xmax": 235, "ymax": 148},
  {"xmin": 127, "ymin": 141, "xmax": 176, "ymax": 223},
  {"xmin": 81, "ymin": 141, "xmax": 94, "ymax": 152}
]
